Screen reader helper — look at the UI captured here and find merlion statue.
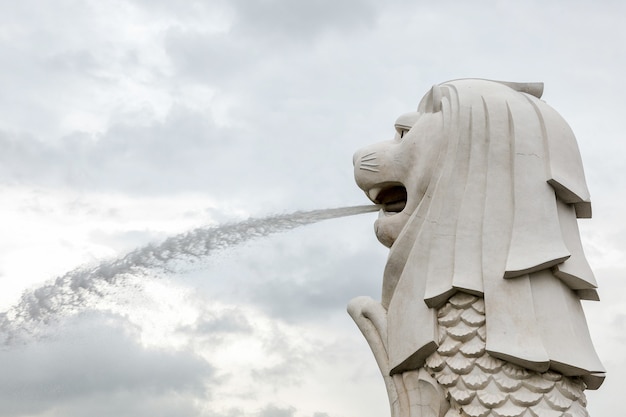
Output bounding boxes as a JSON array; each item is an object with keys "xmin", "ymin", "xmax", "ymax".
[{"xmin": 348, "ymin": 79, "xmax": 605, "ymax": 417}]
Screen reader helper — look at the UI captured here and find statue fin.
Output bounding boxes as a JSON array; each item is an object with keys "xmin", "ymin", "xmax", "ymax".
[{"xmin": 493, "ymin": 80, "xmax": 544, "ymax": 98}]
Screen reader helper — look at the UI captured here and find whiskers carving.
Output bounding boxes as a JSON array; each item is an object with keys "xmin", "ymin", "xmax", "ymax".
[{"xmin": 359, "ymin": 151, "xmax": 379, "ymax": 172}]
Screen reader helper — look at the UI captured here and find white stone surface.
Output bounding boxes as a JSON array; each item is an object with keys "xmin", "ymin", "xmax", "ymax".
[{"xmin": 349, "ymin": 79, "xmax": 604, "ymax": 417}]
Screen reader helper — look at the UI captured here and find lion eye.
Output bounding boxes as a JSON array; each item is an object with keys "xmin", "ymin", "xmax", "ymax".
[{"xmin": 394, "ymin": 124, "xmax": 411, "ymax": 141}]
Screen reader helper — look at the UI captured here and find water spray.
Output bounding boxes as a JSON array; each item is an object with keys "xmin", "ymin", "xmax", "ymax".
[{"xmin": 0, "ymin": 205, "xmax": 380, "ymax": 344}]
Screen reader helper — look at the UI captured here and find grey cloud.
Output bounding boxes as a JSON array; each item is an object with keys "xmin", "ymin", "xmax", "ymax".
[
  {"xmin": 161, "ymin": 0, "xmax": 400, "ymax": 90},
  {"xmin": 205, "ymin": 408, "xmax": 244, "ymax": 417},
  {"xmin": 201, "ymin": 404, "xmax": 327, "ymax": 417},
  {"xmin": 257, "ymin": 404, "xmax": 296, "ymax": 417},
  {"xmin": 164, "ymin": 30, "xmax": 259, "ymax": 83},
  {"xmin": 181, "ymin": 306, "xmax": 253, "ymax": 336},
  {"xmin": 247, "ymin": 252, "xmax": 381, "ymax": 323},
  {"xmin": 250, "ymin": 359, "xmax": 305, "ymax": 387},
  {"xmin": 249, "ymin": 323, "xmax": 311, "ymax": 387},
  {"xmin": 139, "ymin": 0, "xmax": 380, "ymax": 44},
  {"xmin": 43, "ymin": 49, "xmax": 101, "ymax": 77},
  {"xmin": 37, "ymin": 390, "xmax": 208, "ymax": 417},
  {"xmin": 0, "ymin": 312, "xmax": 214, "ymax": 416},
  {"xmin": 0, "ymin": 97, "xmax": 368, "ymax": 212},
  {"xmin": 0, "ymin": 107, "xmax": 243, "ymax": 195},
  {"xmin": 0, "ymin": 2, "xmax": 425, "ymax": 211},
  {"xmin": 229, "ymin": 0, "xmax": 378, "ymax": 41},
  {"xmin": 248, "ymin": 239, "xmax": 384, "ymax": 322},
  {"xmin": 0, "ymin": 4, "xmax": 152, "ymax": 138}
]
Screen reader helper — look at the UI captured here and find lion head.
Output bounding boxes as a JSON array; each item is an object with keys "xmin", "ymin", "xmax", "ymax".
[
  {"xmin": 354, "ymin": 78, "xmax": 596, "ymax": 307},
  {"xmin": 352, "ymin": 106, "xmax": 443, "ymax": 249},
  {"xmin": 352, "ymin": 79, "xmax": 604, "ymax": 385}
]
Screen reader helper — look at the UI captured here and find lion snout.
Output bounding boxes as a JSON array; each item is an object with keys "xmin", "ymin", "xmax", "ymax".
[{"xmin": 353, "ymin": 149, "xmax": 383, "ymax": 197}]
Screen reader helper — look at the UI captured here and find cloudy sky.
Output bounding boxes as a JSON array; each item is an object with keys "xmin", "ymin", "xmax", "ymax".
[{"xmin": 0, "ymin": 1, "xmax": 625, "ymax": 416}]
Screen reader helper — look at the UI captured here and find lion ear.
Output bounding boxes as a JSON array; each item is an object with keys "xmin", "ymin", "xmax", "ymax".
[{"xmin": 422, "ymin": 84, "xmax": 443, "ymax": 113}]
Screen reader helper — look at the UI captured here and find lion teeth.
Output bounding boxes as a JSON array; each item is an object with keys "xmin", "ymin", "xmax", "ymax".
[{"xmin": 368, "ymin": 188, "xmax": 381, "ymax": 201}]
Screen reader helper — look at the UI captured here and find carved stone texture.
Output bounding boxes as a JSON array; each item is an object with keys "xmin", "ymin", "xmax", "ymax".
[{"xmin": 349, "ymin": 79, "xmax": 604, "ymax": 417}]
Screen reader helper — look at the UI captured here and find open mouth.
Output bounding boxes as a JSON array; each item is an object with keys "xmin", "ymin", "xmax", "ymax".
[{"xmin": 368, "ymin": 183, "xmax": 407, "ymax": 215}]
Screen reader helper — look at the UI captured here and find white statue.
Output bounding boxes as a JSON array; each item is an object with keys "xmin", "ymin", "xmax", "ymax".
[{"xmin": 349, "ymin": 79, "xmax": 604, "ymax": 417}]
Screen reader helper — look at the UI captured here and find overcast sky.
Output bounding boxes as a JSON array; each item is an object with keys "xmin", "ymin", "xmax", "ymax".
[{"xmin": 1, "ymin": 1, "xmax": 625, "ymax": 416}]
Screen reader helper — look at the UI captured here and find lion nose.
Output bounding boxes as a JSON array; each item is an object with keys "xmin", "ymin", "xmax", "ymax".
[{"xmin": 353, "ymin": 151, "xmax": 359, "ymax": 167}]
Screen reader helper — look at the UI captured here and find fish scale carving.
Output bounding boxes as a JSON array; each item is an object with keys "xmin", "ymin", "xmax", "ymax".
[{"xmin": 423, "ymin": 293, "xmax": 589, "ymax": 417}]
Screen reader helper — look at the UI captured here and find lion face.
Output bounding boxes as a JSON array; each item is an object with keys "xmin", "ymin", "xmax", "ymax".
[{"xmin": 353, "ymin": 110, "xmax": 445, "ymax": 247}]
